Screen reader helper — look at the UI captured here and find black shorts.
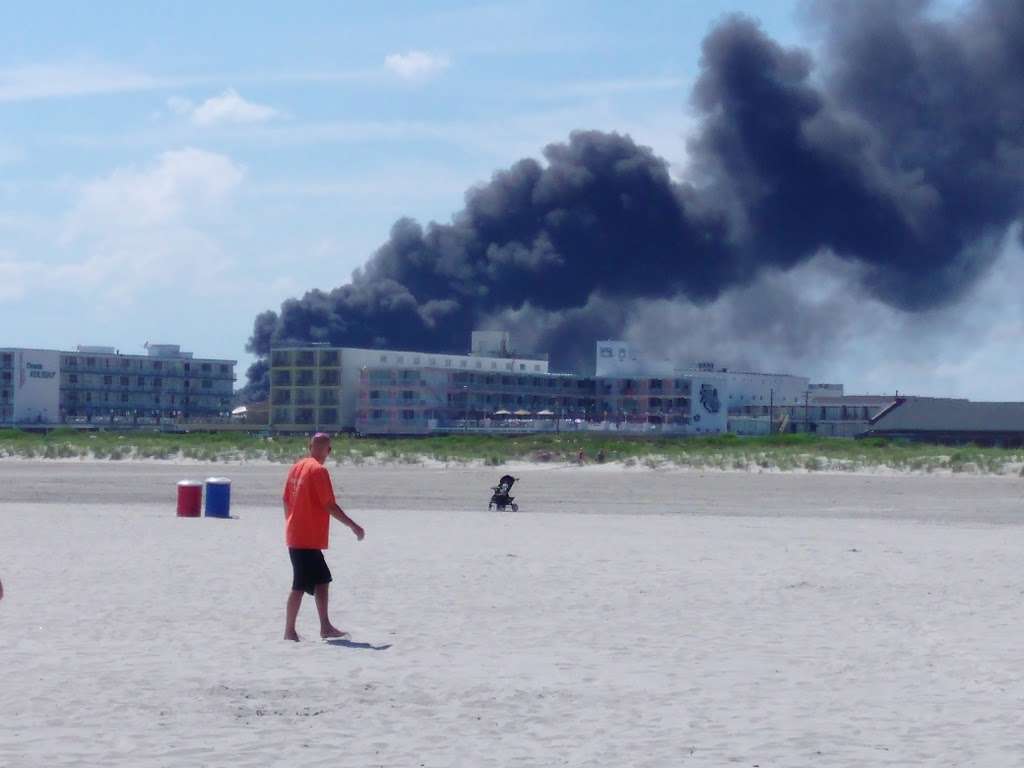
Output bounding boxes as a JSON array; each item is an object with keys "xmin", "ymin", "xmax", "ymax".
[{"xmin": 289, "ymin": 548, "xmax": 333, "ymax": 595}]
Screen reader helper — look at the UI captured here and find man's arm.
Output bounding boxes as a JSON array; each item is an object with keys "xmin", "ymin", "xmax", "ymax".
[{"xmin": 328, "ymin": 502, "xmax": 365, "ymax": 541}]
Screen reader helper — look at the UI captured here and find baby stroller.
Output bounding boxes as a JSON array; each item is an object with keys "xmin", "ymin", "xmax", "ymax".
[{"xmin": 488, "ymin": 474, "xmax": 519, "ymax": 512}]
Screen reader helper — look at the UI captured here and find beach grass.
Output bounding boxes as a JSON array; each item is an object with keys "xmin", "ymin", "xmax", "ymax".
[{"xmin": 0, "ymin": 428, "xmax": 1022, "ymax": 475}]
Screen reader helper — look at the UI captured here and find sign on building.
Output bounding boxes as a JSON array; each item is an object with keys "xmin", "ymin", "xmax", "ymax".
[{"xmin": 14, "ymin": 349, "xmax": 60, "ymax": 424}]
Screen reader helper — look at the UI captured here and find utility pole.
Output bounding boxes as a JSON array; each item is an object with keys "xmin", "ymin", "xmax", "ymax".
[{"xmin": 769, "ymin": 388, "xmax": 774, "ymax": 435}]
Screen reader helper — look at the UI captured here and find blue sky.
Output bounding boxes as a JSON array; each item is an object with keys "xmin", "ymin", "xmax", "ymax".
[{"xmin": 4, "ymin": 0, "xmax": 1019, "ymax": 399}]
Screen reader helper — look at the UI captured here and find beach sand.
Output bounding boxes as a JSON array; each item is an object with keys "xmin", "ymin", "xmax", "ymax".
[{"xmin": 2, "ymin": 460, "xmax": 1023, "ymax": 766}]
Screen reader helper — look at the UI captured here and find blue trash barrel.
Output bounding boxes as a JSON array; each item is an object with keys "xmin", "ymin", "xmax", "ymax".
[{"xmin": 204, "ymin": 477, "xmax": 232, "ymax": 518}]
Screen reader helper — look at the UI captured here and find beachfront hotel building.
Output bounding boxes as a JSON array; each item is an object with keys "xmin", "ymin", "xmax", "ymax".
[
  {"xmin": 268, "ymin": 333, "xmax": 732, "ymax": 435},
  {"xmin": 267, "ymin": 331, "xmax": 898, "ymax": 437},
  {"xmin": 0, "ymin": 344, "xmax": 236, "ymax": 426},
  {"xmin": 268, "ymin": 331, "xmax": 551, "ymax": 432}
]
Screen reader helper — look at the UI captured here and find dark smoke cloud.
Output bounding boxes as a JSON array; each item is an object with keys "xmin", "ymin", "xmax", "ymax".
[{"xmin": 246, "ymin": 0, "xmax": 1024, "ymax": 393}]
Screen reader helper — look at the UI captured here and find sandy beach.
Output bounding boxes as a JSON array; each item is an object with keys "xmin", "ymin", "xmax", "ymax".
[{"xmin": 2, "ymin": 460, "xmax": 1024, "ymax": 766}]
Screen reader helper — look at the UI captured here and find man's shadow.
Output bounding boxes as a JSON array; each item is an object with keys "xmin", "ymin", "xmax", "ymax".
[{"xmin": 326, "ymin": 638, "xmax": 392, "ymax": 651}]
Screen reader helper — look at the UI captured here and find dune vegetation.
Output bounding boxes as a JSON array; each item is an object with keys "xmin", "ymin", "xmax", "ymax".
[{"xmin": 1, "ymin": 428, "xmax": 1022, "ymax": 476}]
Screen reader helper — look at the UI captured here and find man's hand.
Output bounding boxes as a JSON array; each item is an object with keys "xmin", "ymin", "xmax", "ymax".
[{"xmin": 329, "ymin": 502, "xmax": 364, "ymax": 541}]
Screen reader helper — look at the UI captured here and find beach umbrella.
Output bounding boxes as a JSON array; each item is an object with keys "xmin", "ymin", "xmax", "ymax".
[
  {"xmin": 513, "ymin": 409, "xmax": 531, "ymax": 416},
  {"xmin": 493, "ymin": 409, "xmax": 511, "ymax": 416},
  {"xmin": 537, "ymin": 409, "xmax": 555, "ymax": 417}
]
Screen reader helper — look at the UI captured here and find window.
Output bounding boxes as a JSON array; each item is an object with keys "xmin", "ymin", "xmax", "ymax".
[
  {"xmin": 379, "ymin": 355, "xmax": 388, "ymax": 363},
  {"xmin": 460, "ymin": 361, "xmax": 467, "ymax": 368},
  {"xmin": 202, "ymin": 379, "xmax": 213, "ymax": 389},
  {"xmin": 69, "ymin": 374, "xmax": 79, "ymax": 384},
  {"xmin": 445, "ymin": 359, "xmax": 452, "ymax": 368},
  {"xmin": 201, "ymin": 363, "xmax": 212, "ymax": 372},
  {"xmin": 103, "ymin": 376, "xmax": 112, "ymax": 385},
  {"xmin": 401, "ymin": 409, "xmax": 416, "ymax": 420},
  {"xmin": 397, "ymin": 356, "xmax": 404, "ymax": 364},
  {"xmin": 138, "ymin": 376, "xmax": 145, "ymax": 386},
  {"xmin": 428, "ymin": 358, "xmax": 436, "ymax": 366},
  {"xmin": 520, "ymin": 364, "xmax": 526, "ymax": 371},
  {"xmin": 505, "ymin": 363, "xmax": 513, "ymax": 371},
  {"xmin": 153, "ymin": 378, "xmax": 162, "ymax": 388},
  {"xmin": 413, "ymin": 357, "xmax": 421, "ymax": 365},
  {"xmin": 219, "ymin": 364, "xmax": 230, "ymax": 374},
  {"xmin": 153, "ymin": 361, "xmax": 163, "ymax": 370},
  {"xmin": 86, "ymin": 357, "xmax": 96, "ymax": 367},
  {"xmin": 534, "ymin": 365, "xmax": 541, "ymax": 372}
]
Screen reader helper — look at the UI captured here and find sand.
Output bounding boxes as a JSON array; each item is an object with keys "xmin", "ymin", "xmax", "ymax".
[{"xmin": 2, "ymin": 460, "xmax": 1023, "ymax": 766}]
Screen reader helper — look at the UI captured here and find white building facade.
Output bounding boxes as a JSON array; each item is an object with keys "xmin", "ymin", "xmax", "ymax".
[
  {"xmin": 1, "ymin": 345, "xmax": 236, "ymax": 426},
  {"xmin": 269, "ymin": 339, "xmax": 550, "ymax": 431}
]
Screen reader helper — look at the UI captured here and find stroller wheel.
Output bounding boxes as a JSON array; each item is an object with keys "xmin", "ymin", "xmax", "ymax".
[{"xmin": 511, "ymin": 503, "xmax": 519, "ymax": 512}]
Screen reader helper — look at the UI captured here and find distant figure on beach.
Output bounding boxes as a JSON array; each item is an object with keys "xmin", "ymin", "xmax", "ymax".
[
  {"xmin": 596, "ymin": 448, "xmax": 606, "ymax": 464},
  {"xmin": 577, "ymin": 448, "xmax": 586, "ymax": 465},
  {"xmin": 282, "ymin": 432, "xmax": 364, "ymax": 642},
  {"xmin": 0, "ymin": 576, "xmax": 4, "ymax": 601}
]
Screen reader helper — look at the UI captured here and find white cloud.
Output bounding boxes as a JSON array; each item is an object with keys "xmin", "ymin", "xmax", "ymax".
[
  {"xmin": 188, "ymin": 89, "xmax": 280, "ymax": 126},
  {"xmin": 0, "ymin": 251, "xmax": 42, "ymax": 301},
  {"xmin": 0, "ymin": 63, "xmax": 179, "ymax": 102},
  {"xmin": 384, "ymin": 51, "xmax": 450, "ymax": 81},
  {"xmin": 166, "ymin": 90, "xmax": 280, "ymax": 126},
  {"xmin": 47, "ymin": 148, "xmax": 245, "ymax": 305},
  {"xmin": 166, "ymin": 96, "xmax": 194, "ymax": 116},
  {"xmin": 65, "ymin": 148, "xmax": 244, "ymax": 238}
]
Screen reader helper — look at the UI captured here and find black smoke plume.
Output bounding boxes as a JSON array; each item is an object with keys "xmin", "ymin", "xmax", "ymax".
[{"xmin": 245, "ymin": 0, "xmax": 1024, "ymax": 394}]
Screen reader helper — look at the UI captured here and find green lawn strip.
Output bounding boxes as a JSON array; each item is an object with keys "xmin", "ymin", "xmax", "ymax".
[{"xmin": 0, "ymin": 429, "xmax": 1021, "ymax": 474}]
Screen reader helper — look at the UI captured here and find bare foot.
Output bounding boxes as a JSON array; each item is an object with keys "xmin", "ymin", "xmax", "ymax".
[
  {"xmin": 320, "ymin": 626, "xmax": 350, "ymax": 639},
  {"xmin": 284, "ymin": 630, "xmax": 300, "ymax": 642}
]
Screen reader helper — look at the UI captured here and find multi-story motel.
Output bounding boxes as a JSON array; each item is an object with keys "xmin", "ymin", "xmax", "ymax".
[
  {"xmin": 267, "ymin": 332, "xmax": 898, "ymax": 437},
  {"xmin": 269, "ymin": 333, "xmax": 731, "ymax": 435},
  {"xmin": 270, "ymin": 331, "xmax": 551, "ymax": 432},
  {"xmin": 0, "ymin": 344, "xmax": 236, "ymax": 426}
]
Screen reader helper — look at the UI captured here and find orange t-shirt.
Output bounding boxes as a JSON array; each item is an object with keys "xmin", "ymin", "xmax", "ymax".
[{"xmin": 283, "ymin": 457, "xmax": 337, "ymax": 549}]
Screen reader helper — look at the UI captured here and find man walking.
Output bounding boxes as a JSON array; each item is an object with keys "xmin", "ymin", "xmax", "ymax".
[{"xmin": 283, "ymin": 432, "xmax": 364, "ymax": 641}]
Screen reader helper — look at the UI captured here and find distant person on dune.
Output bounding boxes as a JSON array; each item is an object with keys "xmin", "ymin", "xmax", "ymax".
[{"xmin": 282, "ymin": 433, "xmax": 364, "ymax": 642}]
